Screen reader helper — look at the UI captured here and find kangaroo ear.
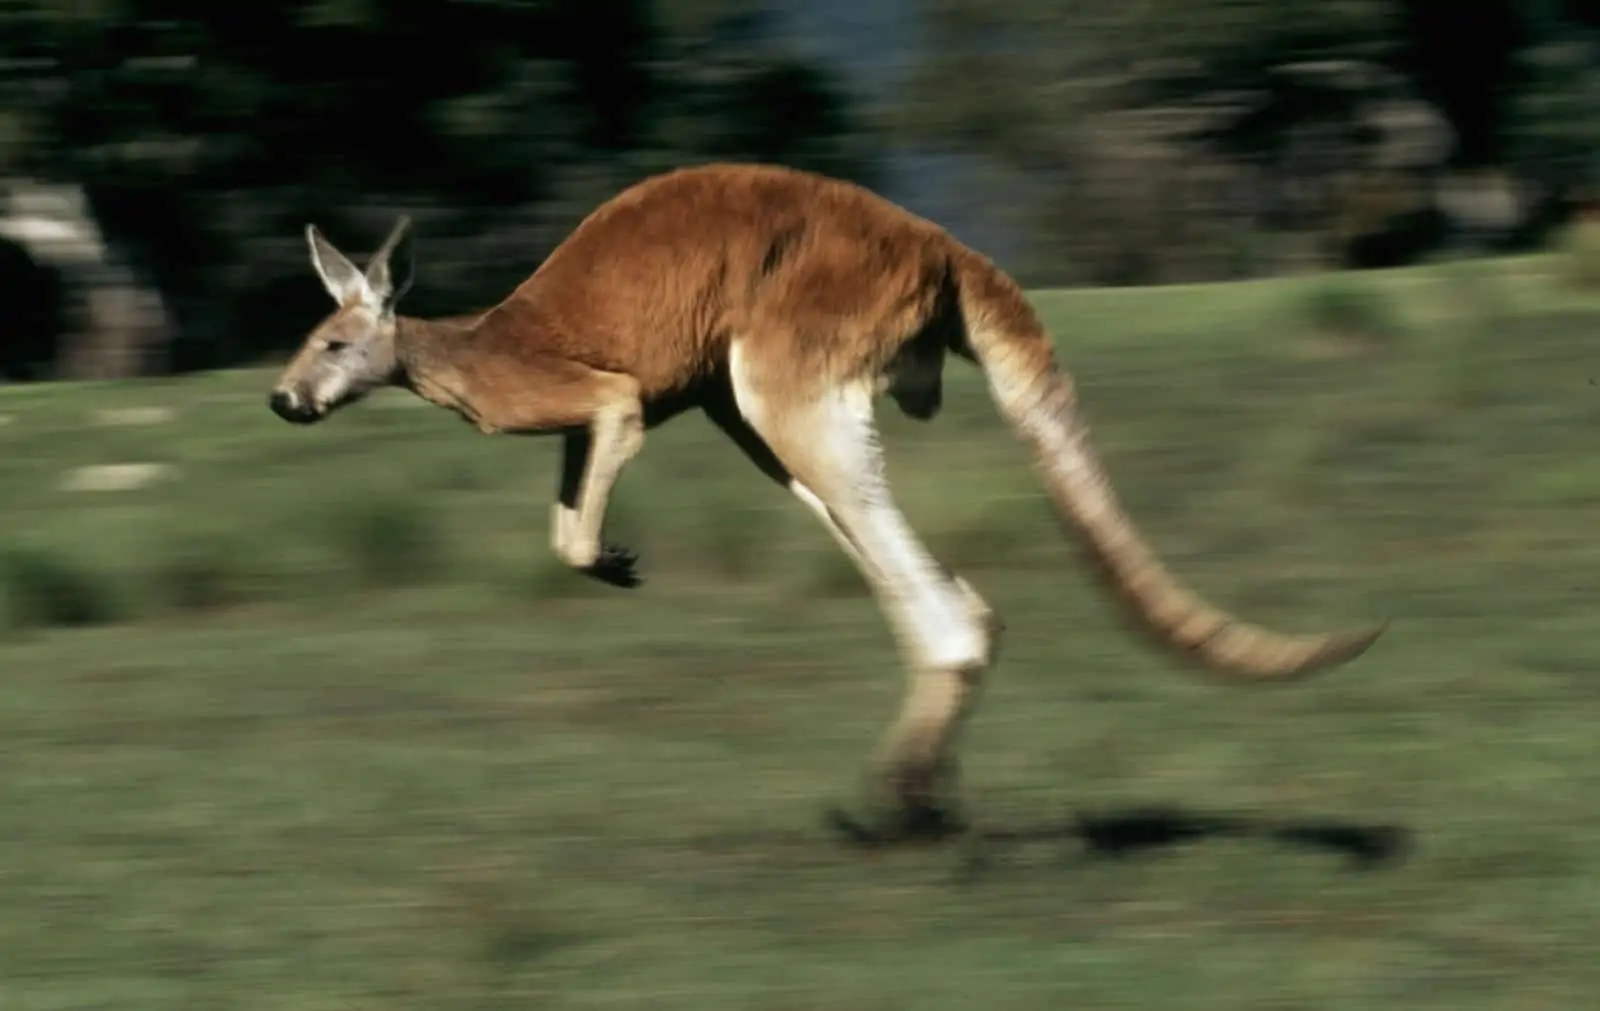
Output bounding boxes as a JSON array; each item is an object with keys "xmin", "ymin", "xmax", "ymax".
[
  {"xmin": 306, "ymin": 224, "xmax": 371, "ymax": 305},
  {"xmin": 364, "ymin": 215, "xmax": 414, "ymax": 307}
]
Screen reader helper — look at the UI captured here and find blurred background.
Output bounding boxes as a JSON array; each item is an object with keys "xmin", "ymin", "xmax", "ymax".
[
  {"xmin": 4, "ymin": 3, "xmax": 1600, "ymax": 1008},
  {"xmin": 0, "ymin": 0, "xmax": 1597, "ymax": 383}
]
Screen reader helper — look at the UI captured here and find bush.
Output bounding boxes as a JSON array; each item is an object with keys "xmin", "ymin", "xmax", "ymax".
[
  {"xmin": 1299, "ymin": 276, "xmax": 1408, "ymax": 350},
  {"xmin": 327, "ymin": 491, "xmax": 449, "ymax": 589},
  {"xmin": 0, "ymin": 544, "xmax": 121, "ymax": 630},
  {"xmin": 150, "ymin": 533, "xmax": 255, "ymax": 613}
]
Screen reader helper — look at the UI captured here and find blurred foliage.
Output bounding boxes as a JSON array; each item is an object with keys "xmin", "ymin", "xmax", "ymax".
[
  {"xmin": 0, "ymin": 0, "xmax": 1597, "ymax": 374},
  {"xmin": 0, "ymin": 0, "xmax": 880, "ymax": 373},
  {"xmin": 1505, "ymin": 33, "xmax": 1600, "ymax": 197},
  {"xmin": 898, "ymin": 0, "xmax": 1600, "ymax": 286}
]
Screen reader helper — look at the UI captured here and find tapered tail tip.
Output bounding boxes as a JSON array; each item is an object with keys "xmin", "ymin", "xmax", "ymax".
[
  {"xmin": 1287, "ymin": 618, "xmax": 1389, "ymax": 680},
  {"xmin": 1323, "ymin": 619, "xmax": 1388, "ymax": 666},
  {"xmin": 1202, "ymin": 617, "xmax": 1388, "ymax": 683}
]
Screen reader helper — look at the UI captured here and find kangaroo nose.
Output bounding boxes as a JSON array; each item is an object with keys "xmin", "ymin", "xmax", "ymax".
[{"xmin": 269, "ymin": 389, "xmax": 317, "ymax": 424}]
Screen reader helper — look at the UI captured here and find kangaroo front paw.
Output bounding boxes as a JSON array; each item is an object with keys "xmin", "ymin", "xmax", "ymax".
[{"xmin": 584, "ymin": 542, "xmax": 641, "ymax": 588}]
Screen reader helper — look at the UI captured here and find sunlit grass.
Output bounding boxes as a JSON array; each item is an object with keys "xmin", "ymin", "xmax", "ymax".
[{"xmin": 1, "ymin": 256, "xmax": 1599, "ymax": 1008}]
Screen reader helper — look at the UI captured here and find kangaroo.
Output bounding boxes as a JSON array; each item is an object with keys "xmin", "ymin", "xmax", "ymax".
[{"xmin": 268, "ymin": 162, "xmax": 1385, "ymax": 841}]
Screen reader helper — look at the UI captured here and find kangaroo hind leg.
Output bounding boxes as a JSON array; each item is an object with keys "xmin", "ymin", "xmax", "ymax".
[{"xmin": 725, "ymin": 342, "xmax": 1001, "ymax": 840}]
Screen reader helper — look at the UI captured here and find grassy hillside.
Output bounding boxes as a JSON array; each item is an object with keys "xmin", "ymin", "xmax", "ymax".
[{"xmin": 2, "ymin": 255, "xmax": 1599, "ymax": 1008}]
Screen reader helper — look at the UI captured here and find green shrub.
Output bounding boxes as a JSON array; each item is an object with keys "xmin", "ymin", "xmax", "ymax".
[
  {"xmin": 1299, "ymin": 276, "xmax": 1408, "ymax": 349},
  {"xmin": 150, "ymin": 533, "xmax": 255, "ymax": 613},
  {"xmin": 0, "ymin": 544, "xmax": 121, "ymax": 630},
  {"xmin": 327, "ymin": 491, "xmax": 449, "ymax": 589}
]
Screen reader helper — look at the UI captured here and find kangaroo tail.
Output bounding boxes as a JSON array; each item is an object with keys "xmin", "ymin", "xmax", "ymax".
[{"xmin": 954, "ymin": 261, "xmax": 1385, "ymax": 681}]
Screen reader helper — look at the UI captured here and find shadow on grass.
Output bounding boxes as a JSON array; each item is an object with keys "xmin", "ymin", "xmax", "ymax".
[{"xmin": 825, "ymin": 802, "xmax": 1411, "ymax": 871}]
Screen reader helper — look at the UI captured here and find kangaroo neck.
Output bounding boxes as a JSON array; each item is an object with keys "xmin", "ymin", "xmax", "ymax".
[{"xmin": 393, "ymin": 312, "xmax": 492, "ymax": 425}]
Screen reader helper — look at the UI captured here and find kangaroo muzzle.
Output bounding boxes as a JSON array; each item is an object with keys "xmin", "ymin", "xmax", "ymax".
[{"xmin": 268, "ymin": 388, "xmax": 322, "ymax": 425}]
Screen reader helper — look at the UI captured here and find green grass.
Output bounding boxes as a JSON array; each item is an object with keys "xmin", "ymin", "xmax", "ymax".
[{"xmin": 3, "ymin": 254, "xmax": 1600, "ymax": 1008}]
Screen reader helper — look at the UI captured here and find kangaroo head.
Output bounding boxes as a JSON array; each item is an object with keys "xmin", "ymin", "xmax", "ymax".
[{"xmin": 269, "ymin": 216, "xmax": 414, "ymax": 425}]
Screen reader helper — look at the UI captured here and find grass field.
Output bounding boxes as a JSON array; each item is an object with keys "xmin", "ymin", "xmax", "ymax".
[{"xmin": 3, "ymin": 254, "xmax": 1600, "ymax": 1008}]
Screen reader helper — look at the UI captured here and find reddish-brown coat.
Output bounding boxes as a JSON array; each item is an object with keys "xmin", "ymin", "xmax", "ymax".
[
  {"xmin": 398, "ymin": 162, "xmax": 1024, "ymax": 430},
  {"xmin": 272, "ymin": 162, "xmax": 1384, "ymax": 817},
  {"xmin": 267, "ymin": 160, "xmax": 1387, "ymax": 837}
]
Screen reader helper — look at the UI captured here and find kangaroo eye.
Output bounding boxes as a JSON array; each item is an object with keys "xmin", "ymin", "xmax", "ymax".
[{"xmin": 324, "ymin": 340, "xmax": 349, "ymax": 353}]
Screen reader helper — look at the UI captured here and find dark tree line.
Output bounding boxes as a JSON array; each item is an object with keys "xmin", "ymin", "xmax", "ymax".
[
  {"xmin": 2, "ymin": 0, "xmax": 1597, "ymax": 378},
  {"xmin": 896, "ymin": 0, "xmax": 1600, "ymax": 285},
  {"xmin": 0, "ymin": 0, "xmax": 879, "ymax": 378}
]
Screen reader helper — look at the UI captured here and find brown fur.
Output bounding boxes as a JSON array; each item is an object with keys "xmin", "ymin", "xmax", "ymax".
[
  {"xmin": 391, "ymin": 165, "xmax": 962, "ymax": 427},
  {"xmin": 271, "ymin": 162, "xmax": 1384, "ymax": 837}
]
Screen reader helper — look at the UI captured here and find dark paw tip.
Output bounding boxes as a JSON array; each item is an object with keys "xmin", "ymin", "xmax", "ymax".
[{"xmin": 585, "ymin": 543, "xmax": 641, "ymax": 588}]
